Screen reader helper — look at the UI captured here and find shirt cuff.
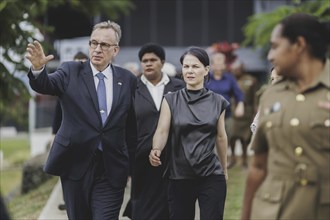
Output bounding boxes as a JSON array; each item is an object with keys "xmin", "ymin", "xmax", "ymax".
[{"xmin": 31, "ymin": 66, "xmax": 45, "ymax": 77}]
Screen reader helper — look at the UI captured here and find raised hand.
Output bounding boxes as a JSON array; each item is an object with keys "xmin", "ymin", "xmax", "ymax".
[{"xmin": 25, "ymin": 40, "xmax": 54, "ymax": 70}]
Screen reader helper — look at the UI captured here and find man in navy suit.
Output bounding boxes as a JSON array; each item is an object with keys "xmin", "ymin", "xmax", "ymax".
[{"xmin": 25, "ymin": 21, "xmax": 137, "ymax": 220}]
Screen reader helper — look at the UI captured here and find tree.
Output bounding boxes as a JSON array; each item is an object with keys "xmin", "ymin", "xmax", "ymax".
[
  {"xmin": 0, "ymin": 0, "xmax": 134, "ymax": 130},
  {"xmin": 242, "ymin": 0, "xmax": 330, "ymax": 52}
]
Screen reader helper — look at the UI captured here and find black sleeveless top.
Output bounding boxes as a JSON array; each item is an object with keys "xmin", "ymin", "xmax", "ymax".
[{"xmin": 164, "ymin": 88, "xmax": 229, "ymax": 179}]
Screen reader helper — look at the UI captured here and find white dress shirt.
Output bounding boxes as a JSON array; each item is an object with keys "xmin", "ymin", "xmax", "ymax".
[
  {"xmin": 90, "ymin": 63, "xmax": 113, "ymax": 116},
  {"xmin": 141, "ymin": 73, "xmax": 170, "ymax": 111}
]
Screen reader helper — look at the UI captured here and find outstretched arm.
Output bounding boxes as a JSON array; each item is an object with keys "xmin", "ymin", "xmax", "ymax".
[
  {"xmin": 25, "ymin": 40, "xmax": 54, "ymax": 70},
  {"xmin": 149, "ymin": 99, "xmax": 171, "ymax": 167}
]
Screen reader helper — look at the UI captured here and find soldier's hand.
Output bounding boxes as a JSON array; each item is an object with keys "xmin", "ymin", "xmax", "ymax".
[
  {"xmin": 235, "ymin": 102, "xmax": 245, "ymax": 118},
  {"xmin": 25, "ymin": 40, "xmax": 54, "ymax": 71}
]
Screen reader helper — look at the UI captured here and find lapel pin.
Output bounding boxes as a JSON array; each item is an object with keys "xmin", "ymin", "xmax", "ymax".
[{"xmin": 118, "ymin": 82, "xmax": 122, "ymax": 86}]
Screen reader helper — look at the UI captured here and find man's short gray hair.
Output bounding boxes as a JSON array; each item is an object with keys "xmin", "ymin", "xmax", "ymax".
[{"xmin": 92, "ymin": 20, "xmax": 122, "ymax": 45}]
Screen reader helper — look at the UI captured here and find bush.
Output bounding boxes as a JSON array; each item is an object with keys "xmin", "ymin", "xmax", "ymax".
[{"xmin": 21, "ymin": 153, "xmax": 51, "ymax": 194}]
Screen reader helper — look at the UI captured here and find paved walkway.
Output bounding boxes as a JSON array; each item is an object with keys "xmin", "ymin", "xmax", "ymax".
[
  {"xmin": 38, "ymin": 179, "xmax": 200, "ymax": 220},
  {"xmin": 38, "ymin": 180, "xmax": 131, "ymax": 220}
]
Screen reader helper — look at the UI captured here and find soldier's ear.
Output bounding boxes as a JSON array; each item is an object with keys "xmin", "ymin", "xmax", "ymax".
[{"xmin": 294, "ymin": 36, "xmax": 307, "ymax": 55}]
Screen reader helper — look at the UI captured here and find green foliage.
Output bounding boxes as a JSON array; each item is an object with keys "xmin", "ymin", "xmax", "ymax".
[
  {"xmin": 0, "ymin": 0, "xmax": 134, "ymax": 130},
  {"xmin": 242, "ymin": 0, "xmax": 330, "ymax": 49}
]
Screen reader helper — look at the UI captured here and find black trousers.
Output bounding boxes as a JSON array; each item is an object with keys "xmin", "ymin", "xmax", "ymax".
[
  {"xmin": 168, "ymin": 175, "xmax": 226, "ymax": 220},
  {"xmin": 61, "ymin": 150, "xmax": 125, "ymax": 220}
]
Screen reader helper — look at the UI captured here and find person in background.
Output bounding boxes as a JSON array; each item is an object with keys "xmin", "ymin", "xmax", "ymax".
[
  {"xmin": 123, "ymin": 61, "xmax": 141, "ymax": 77},
  {"xmin": 229, "ymin": 59, "xmax": 258, "ymax": 168},
  {"xmin": 150, "ymin": 47, "xmax": 228, "ymax": 220},
  {"xmin": 241, "ymin": 13, "xmax": 329, "ymax": 220},
  {"xmin": 126, "ymin": 43, "xmax": 184, "ymax": 220},
  {"xmin": 162, "ymin": 62, "xmax": 177, "ymax": 78},
  {"xmin": 206, "ymin": 52, "xmax": 244, "ymax": 168},
  {"xmin": 25, "ymin": 20, "xmax": 137, "ymax": 219},
  {"xmin": 250, "ymin": 67, "xmax": 282, "ymax": 135},
  {"xmin": 51, "ymin": 51, "xmax": 88, "ymax": 211}
]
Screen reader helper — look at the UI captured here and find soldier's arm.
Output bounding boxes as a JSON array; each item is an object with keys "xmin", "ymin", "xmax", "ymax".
[{"xmin": 241, "ymin": 153, "xmax": 268, "ymax": 220}]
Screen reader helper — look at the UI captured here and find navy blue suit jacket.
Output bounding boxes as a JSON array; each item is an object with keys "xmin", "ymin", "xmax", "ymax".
[{"xmin": 28, "ymin": 60, "xmax": 137, "ymax": 188}]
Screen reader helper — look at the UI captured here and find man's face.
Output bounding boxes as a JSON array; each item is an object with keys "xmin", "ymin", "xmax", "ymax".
[
  {"xmin": 267, "ymin": 25, "xmax": 299, "ymax": 78},
  {"xmin": 140, "ymin": 53, "xmax": 164, "ymax": 81},
  {"xmin": 89, "ymin": 28, "xmax": 119, "ymax": 71}
]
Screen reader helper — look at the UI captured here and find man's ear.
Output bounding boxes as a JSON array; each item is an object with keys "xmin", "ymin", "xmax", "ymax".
[
  {"xmin": 294, "ymin": 36, "xmax": 307, "ymax": 54},
  {"xmin": 113, "ymin": 46, "xmax": 120, "ymax": 57}
]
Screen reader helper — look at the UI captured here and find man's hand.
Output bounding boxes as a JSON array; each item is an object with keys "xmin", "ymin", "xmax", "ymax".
[{"xmin": 25, "ymin": 40, "xmax": 54, "ymax": 70}]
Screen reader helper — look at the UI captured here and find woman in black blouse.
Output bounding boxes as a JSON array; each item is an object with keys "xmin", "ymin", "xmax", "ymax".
[{"xmin": 149, "ymin": 47, "xmax": 228, "ymax": 220}]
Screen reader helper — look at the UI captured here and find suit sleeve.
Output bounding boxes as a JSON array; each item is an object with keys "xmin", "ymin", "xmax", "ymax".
[{"xmin": 52, "ymin": 99, "xmax": 62, "ymax": 134}]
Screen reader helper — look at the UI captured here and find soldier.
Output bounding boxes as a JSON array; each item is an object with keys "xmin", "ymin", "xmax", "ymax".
[
  {"xmin": 241, "ymin": 13, "xmax": 330, "ymax": 220},
  {"xmin": 229, "ymin": 59, "xmax": 258, "ymax": 168}
]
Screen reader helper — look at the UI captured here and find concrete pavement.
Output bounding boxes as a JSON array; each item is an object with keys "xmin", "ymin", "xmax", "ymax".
[
  {"xmin": 38, "ymin": 179, "xmax": 200, "ymax": 220},
  {"xmin": 38, "ymin": 180, "xmax": 131, "ymax": 220}
]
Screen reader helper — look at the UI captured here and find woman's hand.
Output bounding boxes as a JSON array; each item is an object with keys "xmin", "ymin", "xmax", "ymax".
[{"xmin": 149, "ymin": 149, "xmax": 162, "ymax": 167}]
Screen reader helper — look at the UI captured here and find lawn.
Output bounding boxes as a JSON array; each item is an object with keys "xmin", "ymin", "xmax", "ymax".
[
  {"xmin": 0, "ymin": 135, "xmax": 58, "ymax": 219},
  {"xmin": 0, "ymin": 135, "xmax": 30, "ymax": 196},
  {"xmin": 224, "ymin": 165, "xmax": 247, "ymax": 220},
  {"xmin": 7, "ymin": 176, "xmax": 58, "ymax": 220}
]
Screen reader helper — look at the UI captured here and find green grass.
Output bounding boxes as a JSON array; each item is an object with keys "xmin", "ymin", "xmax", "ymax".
[
  {"xmin": 0, "ymin": 135, "xmax": 30, "ymax": 195},
  {"xmin": 0, "ymin": 135, "xmax": 30, "ymax": 166},
  {"xmin": 0, "ymin": 169, "xmax": 22, "ymax": 198},
  {"xmin": 7, "ymin": 176, "xmax": 58, "ymax": 220},
  {"xmin": 0, "ymin": 135, "xmax": 58, "ymax": 219},
  {"xmin": 224, "ymin": 164, "xmax": 247, "ymax": 220}
]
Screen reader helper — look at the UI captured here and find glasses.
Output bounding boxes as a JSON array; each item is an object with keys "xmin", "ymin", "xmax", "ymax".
[{"xmin": 89, "ymin": 40, "xmax": 117, "ymax": 51}]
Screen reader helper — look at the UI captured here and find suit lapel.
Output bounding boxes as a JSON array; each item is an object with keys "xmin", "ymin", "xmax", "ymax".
[
  {"xmin": 81, "ymin": 62, "xmax": 100, "ymax": 118},
  {"xmin": 136, "ymin": 79, "xmax": 156, "ymax": 108},
  {"xmin": 106, "ymin": 65, "xmax": 123, "ymax": 124}
]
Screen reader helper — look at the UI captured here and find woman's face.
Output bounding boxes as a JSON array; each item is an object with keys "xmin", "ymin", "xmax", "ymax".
[{"xmin": 182, "ymin": 54, "xmax": 209, "ymax": 90}]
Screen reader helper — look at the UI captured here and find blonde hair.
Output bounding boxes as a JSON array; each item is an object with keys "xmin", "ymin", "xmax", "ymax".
[{"xmin": 92, "ymin": 20, "xmax": 122, "ymax": 45}]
